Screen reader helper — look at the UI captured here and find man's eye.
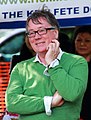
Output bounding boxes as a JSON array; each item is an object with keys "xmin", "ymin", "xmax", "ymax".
[
  {"xmin": 39, "ymin": 29, "xmax": 45, "ymax": 32},
  {"xmin": 29, "ymin": 32, "xmax": 35, "ymax": 35}
]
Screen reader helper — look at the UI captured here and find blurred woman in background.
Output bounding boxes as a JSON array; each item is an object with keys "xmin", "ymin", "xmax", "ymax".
[{"xmin": 73, "ymin": 25, "xmax": 91, "ymax": 120}]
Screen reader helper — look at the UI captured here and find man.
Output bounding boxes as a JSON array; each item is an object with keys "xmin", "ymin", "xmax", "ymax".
[{"xmin": 5, "ymin": 6, "xmax": 88, "ymax": 120}]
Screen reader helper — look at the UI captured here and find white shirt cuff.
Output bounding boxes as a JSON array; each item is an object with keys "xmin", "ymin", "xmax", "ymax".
[
  {"xmin": 43, "ymin": 58, "xmax": 59, "ymax": 76},
  {"xmin": 44, "ymin": 96, "xmax": 53, "ymax": 116}
]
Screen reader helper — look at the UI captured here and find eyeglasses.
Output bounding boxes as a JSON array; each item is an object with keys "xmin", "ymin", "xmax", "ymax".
[{"xmin": 26, "ymin": 27, "xmax": 55, "ymax": 38}]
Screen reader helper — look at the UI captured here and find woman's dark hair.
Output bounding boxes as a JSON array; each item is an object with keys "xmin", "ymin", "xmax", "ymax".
[
  {"xmin": 59, "ymin": 32, "xmax": 73, "ymax": 53},
  {"xmin": 72, "ymin": 25, "xmax": 91, "ymax": 53},
  {"xmin": 73, "ymin": 25, "xmax": 91, "ymax": 40}
]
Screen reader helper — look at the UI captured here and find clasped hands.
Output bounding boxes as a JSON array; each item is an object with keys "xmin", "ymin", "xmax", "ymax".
[{"xmin": 51, "ymin": 91, "xmax": 64, "ymax": 107}]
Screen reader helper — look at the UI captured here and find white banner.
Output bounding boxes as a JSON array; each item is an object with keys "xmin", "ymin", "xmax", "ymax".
[{"xmin": 0, "ymin": 0, "xmax": 91, "ymax": 28}]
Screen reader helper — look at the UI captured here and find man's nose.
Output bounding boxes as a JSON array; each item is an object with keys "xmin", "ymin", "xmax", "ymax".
[{"xmin": 35, "ymin": 32, "xmax": 41, "ymax": 39}]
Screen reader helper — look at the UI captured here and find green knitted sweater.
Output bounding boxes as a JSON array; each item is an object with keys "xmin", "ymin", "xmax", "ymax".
[{"xmin": 5, "ymin": 52, "xmax": 88, "ymax": 120}]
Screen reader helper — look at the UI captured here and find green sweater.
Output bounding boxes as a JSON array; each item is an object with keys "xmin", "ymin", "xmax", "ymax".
[{"xmin": 5, "ymin": 52, "xmax": 88, "ymax": 120}]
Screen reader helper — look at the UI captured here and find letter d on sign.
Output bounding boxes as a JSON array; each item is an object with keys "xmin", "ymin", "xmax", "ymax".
[{"xmin": 83, "ymin": 6, "xmax": 89, "ymax": 13}]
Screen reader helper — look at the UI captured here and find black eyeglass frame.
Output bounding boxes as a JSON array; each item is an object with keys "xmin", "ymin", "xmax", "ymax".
[{"xmin": 26, "ymin": 27, "xmax": 56, "ymax": 38}]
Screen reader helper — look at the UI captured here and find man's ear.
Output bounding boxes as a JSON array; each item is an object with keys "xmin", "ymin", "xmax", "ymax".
[{"xmin": 54, "ymin": 30, "xmax": 59, "ymax": 39}]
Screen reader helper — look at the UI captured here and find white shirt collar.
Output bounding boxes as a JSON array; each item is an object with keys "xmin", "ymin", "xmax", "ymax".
[{"xmin": 33, "ymin": 48, "xmax": 64, "ymax": 64}]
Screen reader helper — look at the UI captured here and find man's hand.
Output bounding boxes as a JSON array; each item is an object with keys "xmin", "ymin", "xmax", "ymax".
[
  {"xmin": 45, "ymin": 40, "xmax": 60, "ymax": 65},
  {"xmin": 51, "ymin": 91, "xmax": 64, "ymax": 107}
]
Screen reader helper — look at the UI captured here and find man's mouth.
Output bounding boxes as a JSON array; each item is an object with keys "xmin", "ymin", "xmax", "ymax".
[{"xmin": 36, "ymin": 42, "xmax": 45, "ymax": 46}]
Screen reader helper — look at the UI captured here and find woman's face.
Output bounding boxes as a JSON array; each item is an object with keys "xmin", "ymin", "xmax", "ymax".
[{"xmin": 75, "ymin": 32, "xmax": 91, "ymax": 57}]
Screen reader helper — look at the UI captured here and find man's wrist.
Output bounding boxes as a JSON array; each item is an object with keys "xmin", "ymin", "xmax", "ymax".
[
  {"xmin": 46, "ymin": 64, "xmax": 50, "ymax": 69},
  {"xmin": 44, "ymin": 96, "xmax": 53, "ymax": 116},
  {"xmin": 47, "ymin": 58, "xmax": 60, "ymax": 68}
]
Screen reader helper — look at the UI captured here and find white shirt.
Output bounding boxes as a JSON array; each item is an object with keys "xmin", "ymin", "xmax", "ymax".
[{"xmin": 33, "ymin": 48, "xmax": 64, "ymax": 116}]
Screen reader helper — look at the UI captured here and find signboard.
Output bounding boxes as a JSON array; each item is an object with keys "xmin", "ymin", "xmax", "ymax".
[{"xmin": 0, "ymin": 0, "xmax": 91, "ymax": 28}]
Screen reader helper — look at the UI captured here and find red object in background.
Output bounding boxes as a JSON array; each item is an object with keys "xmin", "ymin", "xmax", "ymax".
[{"xmin": 0, "ymin": 62, "xmax": 10, "ymax": 119}]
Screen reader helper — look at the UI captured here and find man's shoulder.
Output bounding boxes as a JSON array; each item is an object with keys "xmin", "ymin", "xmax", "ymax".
[
  {"xmin": 15, "ymin": 56, "xmax": 35, "ymax": 68},
  {"xmin": 61, "ymin": 52, "xmax": 87, "ymax": 64},
  {"xmin": 62, "ymin": 52, "xmax": 84, "ymax": 59}
]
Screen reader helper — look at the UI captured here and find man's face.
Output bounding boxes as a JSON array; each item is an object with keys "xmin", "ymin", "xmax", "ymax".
[
  {"xmin": 27, "ymin": 17, "xmax": 58, "ymax": 54},
  {"xmin": 75, "ymin": 32, "xmax": 91, "ymax": 57}
]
